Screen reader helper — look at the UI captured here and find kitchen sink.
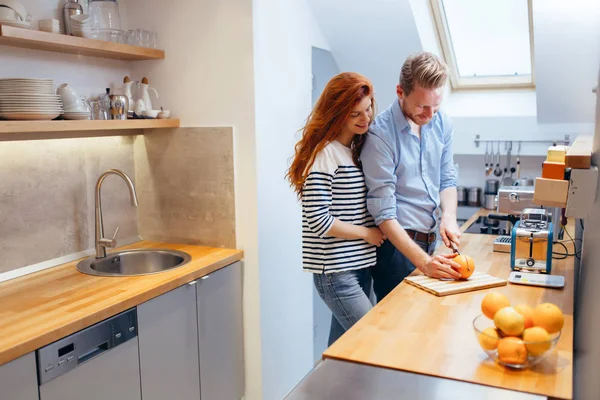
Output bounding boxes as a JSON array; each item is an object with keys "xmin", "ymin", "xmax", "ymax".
[{"xmin": 77, "ymin": 249, "xmax": 192, "ymax": 277}]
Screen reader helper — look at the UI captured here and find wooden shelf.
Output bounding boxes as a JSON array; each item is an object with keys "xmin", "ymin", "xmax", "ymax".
[
  {"xmin": 0, "ymin": 24, "xmax": 164, "ymax": 60},
  {"xmin": 0, "ymin": 119, "xmax": 180, "ymax": 134}
]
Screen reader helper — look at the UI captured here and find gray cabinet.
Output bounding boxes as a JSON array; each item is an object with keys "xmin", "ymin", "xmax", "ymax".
[
  {"xmin": 197, "ymin": 261, "xmax": 244, "ymax": 400},
  {"xmin": 137, "ymin": 261, "xmax": 244, "ymax": 400},
  {"xmin": 0, "ymin": 352, "xmax": 39, "ymax": 400},
  {"xmin": 138, "ymin": 281, "xmax": 201, "ymax": 400}
]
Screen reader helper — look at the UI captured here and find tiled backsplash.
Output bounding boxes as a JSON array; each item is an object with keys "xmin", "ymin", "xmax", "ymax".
[
  {"xmin": 0, "ymin": 136, "xmax": 138, "ymax": 273},
  {"xmin": 134, "ymin": 127, "xmax": 236, "ymax": 249},
  {"xmin": 0, "ymin": 127, "xmax": 236, "ymax": 276}
]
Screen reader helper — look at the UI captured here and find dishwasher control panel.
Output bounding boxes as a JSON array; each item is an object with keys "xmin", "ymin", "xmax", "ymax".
[{"xmin": 36, "ymin": 308, "xmax": 137, "ymax": 385}]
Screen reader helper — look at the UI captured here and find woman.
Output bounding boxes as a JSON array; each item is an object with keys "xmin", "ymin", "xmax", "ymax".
[{"xmin": 286, "ymin": 72, "xmax": 385, "ymax": 345}]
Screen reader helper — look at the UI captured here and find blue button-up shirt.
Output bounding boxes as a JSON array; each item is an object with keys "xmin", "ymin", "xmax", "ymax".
[{"xmin": 362, "ymin": 100, "xmax": 457, "ymax": 232}]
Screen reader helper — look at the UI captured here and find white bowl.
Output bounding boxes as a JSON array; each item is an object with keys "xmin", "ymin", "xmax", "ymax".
[
  {"xmin": 0, "ymin": 0, "xmax": 27, "ymax": 21},
  {"xmin": 142, "ymin": 109, "xmax": 160, "ymax": 118},
  {"xmin": 0, "ymin": 7, "xmax": 17, "ymax": 21}
]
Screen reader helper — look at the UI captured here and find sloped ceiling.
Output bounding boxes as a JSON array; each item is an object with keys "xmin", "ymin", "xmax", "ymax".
[
  {"xmin": 308, "ymin": 0, "xmax": 599, "ymax": 124},
  {"xmin": 306, "ymin": 0, "xmax": 423, "ymax": 109}
]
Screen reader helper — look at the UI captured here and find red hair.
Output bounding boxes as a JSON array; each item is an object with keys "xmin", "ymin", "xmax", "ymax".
[{"xmin": 286, "ymin": 72, "xmax": 375, "ymax": 197}]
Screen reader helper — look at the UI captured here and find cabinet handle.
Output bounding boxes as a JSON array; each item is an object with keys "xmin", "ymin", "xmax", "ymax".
[
  {"xmin": 188, "ymin": 280, "xmax": 197, "ymax": 286},
  {"xmin": 201, "ymin": 275, "xmax": 210, "ymax": 280}
]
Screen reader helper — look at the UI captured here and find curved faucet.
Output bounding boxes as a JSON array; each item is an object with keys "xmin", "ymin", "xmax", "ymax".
[{"xmin": 95, "ymin": 169, "xmax": 139, "ymax": 258}]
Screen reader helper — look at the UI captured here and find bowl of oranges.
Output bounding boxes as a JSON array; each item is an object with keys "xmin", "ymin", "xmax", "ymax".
[{"xmin": 473, "ymin": 292, "xmax": 564, "ymax": 369}]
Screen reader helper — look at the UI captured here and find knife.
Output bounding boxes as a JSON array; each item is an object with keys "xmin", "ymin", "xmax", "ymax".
[{"xmin": 450, "ymin": 241, "xmax": 461, "ymax": 255}]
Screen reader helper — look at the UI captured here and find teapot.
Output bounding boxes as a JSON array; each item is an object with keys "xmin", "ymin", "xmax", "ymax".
[{"xmin": 132, "ymin": 77, "xmax": 159, "ymax": 112}]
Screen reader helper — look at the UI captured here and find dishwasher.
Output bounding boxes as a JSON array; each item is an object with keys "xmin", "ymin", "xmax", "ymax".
[{"xmin": 37, "ymin": 308, "xmax": 141, "ymax": 400}]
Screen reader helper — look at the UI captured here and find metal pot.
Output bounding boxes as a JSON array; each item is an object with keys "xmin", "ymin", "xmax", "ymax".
[
  {"xmin": 485, "ymin": 179, "xmax": 500, "ymax": 194},
  {"xmin": 484, "ymin": 194, "xmax": 497, "ymax": 210},
  {"xmin": 468, "ymin": 187, "xmax": 482, "ymax": 207},
  {"xmin": 457, "ymin": 186, "xmax": 467, "ymax": 206}
]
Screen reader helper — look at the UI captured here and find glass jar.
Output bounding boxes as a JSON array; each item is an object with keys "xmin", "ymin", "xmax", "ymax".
[{"xmin": 88, "ymin": 0, "xmax": 121, "ymax": 30}]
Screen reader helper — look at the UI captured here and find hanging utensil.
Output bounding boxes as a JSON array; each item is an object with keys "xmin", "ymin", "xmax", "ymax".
[
  {"xmin": 516, "ymin": 141, "xmax": 521, "ymax": 179},
  {"xmin": 502, "ymin": 141, "xmax": 515, "ymax": 186},
  {"xmin": 483, "ymin": 142, "xmax": 490, "ymax": 175},
  {"xmin": 493, "ymin": 142, "xmax": 503, "ymax": 177}
]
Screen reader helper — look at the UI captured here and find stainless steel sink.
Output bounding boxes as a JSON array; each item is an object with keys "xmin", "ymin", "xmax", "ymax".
[{"xmin": 77, "ymin": 249, "xmax": 192, "ymax": 277}]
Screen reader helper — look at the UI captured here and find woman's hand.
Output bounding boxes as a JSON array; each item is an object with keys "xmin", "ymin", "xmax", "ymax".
[{"xmin": 363, "ymin": 227, "xmax": 387, "ymax": 247}]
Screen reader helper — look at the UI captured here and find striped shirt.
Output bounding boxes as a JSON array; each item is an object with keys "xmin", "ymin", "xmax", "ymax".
[{"xmin": 301, "ymin": 140, "xmax": 377, "ymax": 273}]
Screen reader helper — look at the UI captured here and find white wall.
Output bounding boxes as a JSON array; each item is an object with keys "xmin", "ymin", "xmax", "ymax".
[
  {"xmin": 253, "ymin": 0, "xmax": 329, "ymax": 398},
  {"xmin": 533, "ymin": 0, "xmax": 600, "ymax": 124},
  {"xmin": 451, "ymin": 116, "xmax": 594, "ymax": 156},
  {"xmin": 454, "ymin": 154, "xmax": 545, "ymax": 188},
  {"xmin": 307, "ymin": 0, "xmax": 422, "ymax": 109},
  {"xmin": 125, "ymin": 1, "xmax": 261, "ymax": 400}
]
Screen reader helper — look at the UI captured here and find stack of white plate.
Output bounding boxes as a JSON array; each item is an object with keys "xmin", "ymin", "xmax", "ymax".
[
  {"xmin": 63, "ymin": 110, "xmax": 90, "ymax": 120},
  {"xmin": 0, "ymin": 79, "xmax": 63, "ymax": 120}
]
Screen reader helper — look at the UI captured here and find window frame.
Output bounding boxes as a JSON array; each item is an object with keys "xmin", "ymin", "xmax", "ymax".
[{"xmin": 429, "ymin": 0, "xmax": 536, "ymax": 90}]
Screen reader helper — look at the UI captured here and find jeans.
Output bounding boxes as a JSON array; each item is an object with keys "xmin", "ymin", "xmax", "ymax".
[
  {"xmin": 371, "ymin": 238, "xmax": 434, "ymax": 303},
  {"xmin": 313, "ymin": 268, "xmax": 373, "ymax": 346}
]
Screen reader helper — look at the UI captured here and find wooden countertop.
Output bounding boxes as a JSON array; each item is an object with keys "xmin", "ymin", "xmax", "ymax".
[
  {"xmin": 323, "ymin": 210, "xmax": 575, "ymax": 399},
  {"xmin": 0, "ymin": 241, "xmax": 243, "ymax": 366}
]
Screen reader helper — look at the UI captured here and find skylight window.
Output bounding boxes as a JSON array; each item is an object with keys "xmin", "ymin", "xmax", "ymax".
[{"xmin": 430, "ymin": 0, "xmax": 535, "ymax": 89}]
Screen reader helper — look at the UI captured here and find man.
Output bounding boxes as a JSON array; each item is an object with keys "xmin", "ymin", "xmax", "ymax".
[{"xmin": 361, "ymin": 51, "xmax": 462, "ymax": 302}]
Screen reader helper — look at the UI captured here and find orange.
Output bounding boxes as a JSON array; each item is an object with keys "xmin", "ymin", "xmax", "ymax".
[
  {"xmin": 454, "ymin": 254, "xmax": 475, "ymax": 279},
  {"xmin": 494, "ymin": 307, "xmax": 525, "ymax": 336},
  {"xmin": 478, "ymin": 327, "xmax": 499, "ymax": 350},
  {"xmin": 532, "ymin": 303, "xmax": 564, "ymax": 334},
  {"xmin": 481, "ymin": 292, "xmax": 511, "ymax": 319},
  {"xmin": 514, "ymin": 304, "xmax": 535, "ymax": 329},
  {"xmin": 523, "ymin": 327, "xmax": 552, "ymax": 356},
  {"xmin": 497, "ymin": 337, "xmax": 528, "ymax": 365}
]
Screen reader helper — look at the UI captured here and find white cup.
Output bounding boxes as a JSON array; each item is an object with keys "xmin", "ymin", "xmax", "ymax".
[
  {"xmin": 0, "ymin": 7, "xmax": 18, "ymax": 21},
  {"xmin": 56, "ymin": 83, "xmax": 81, "ymax": 107}
]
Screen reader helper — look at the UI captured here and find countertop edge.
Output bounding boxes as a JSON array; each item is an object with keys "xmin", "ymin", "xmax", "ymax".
[{"xmin": 0, "ymin": 243, "xmax": 244, "ymax": 366}]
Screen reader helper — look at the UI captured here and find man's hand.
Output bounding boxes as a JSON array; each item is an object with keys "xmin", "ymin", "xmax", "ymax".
[
  {"xmin": 440, "ymin": 214, "xmax": 462, "ymax": 248},
  {"xmin": 418, "ymin": 253, "xmax": 461, "ymax": 279}
]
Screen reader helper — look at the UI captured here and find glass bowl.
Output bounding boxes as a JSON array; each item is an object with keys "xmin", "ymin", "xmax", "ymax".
[{"xmin": 472, "ymin": 314, "xmax": 561, "ymax": 369}]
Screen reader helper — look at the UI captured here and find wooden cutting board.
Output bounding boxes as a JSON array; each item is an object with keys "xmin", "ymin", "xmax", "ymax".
[{"xmin": 405, "ymin": 272, "xmax": 507, "ymax": 296}]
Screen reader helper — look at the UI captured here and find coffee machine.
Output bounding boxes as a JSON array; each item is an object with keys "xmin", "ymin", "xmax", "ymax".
[{"xmin": 489, "ymin": 185, "xmax": 536, "ymax": 252}]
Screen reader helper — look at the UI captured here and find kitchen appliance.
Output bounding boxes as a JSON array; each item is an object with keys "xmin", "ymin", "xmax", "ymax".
[
  {"xmin": 457, "ymin": 186, "xmax": 467, "ymax": 205},
  {"xmin": 62, "ymin": 0, "xmax": 83, "ymax": 35},
  {"xmin": 508, "ymin": 271, "xmax": 565, "ymax": 288},
  {"xmin": 464, "ymin": 216, "xmax": 505, "ymax": 235},
  {"xmin": 496, "ymin": 185, "xmax": 536, "ymax": 215},
  {"xmin": 510, "ymin": 208, "xmax": 554, "ymax": 273},
  {"xmin": 493, "ymin": 236, "xmax": 512, "ymax": 253},
  {"xmin": 514, "ymin": 177, "xmax": 534, "ymax": 187},
  {"xmin": 37, "ymin": 308, "xmax": 141, "ymax": 400},
  {"xmin": 468, "ymin": 187, "xmax": 482, "ymax": 207},
  {"xmin": 405, "ymin": 272, "xmax": 507, "ymax": 296}
]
